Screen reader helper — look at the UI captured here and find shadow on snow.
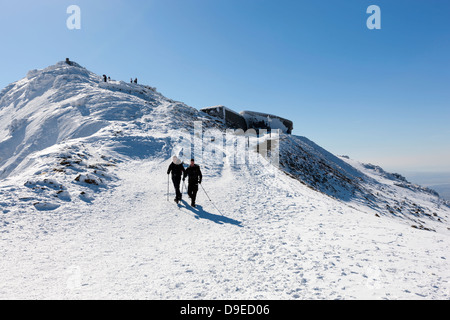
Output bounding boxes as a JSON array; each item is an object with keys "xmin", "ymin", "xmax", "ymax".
[{"xmin": 179, "ymin": 200, "xmax": 242, "ymax": 227}]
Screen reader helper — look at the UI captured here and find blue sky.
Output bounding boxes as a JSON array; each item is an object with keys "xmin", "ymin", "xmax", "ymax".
[{"xmin": 1, "ymin": 0, "xmax": 449, "ymax": 174}]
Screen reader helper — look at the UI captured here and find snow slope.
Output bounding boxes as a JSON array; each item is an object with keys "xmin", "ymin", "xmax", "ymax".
[{"xmin": 1, "ymin": 61, "xmax": 450, "ymax": 299}]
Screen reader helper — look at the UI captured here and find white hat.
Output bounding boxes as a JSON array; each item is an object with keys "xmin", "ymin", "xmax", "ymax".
[{"xmin": 172, "ymin": 156, "xmax": 181, "ymax": 165}]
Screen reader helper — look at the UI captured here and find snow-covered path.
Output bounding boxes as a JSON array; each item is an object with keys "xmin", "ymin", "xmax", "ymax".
[{"xmin": 1, "ymin": 158, "xmax": 450, "ymax": 299}]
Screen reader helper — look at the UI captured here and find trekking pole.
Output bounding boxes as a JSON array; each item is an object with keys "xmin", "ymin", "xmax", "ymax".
[
  {"xmin": 200, "ymin": 183, "xmax": 224, "ymax": 216},
  {"xmin": 200, "ymin": 183, "xmax": 212, "ymax": 201},
  {"xmin": 167, "ymin": 174, "xmax": 170, "ymax": 202}
]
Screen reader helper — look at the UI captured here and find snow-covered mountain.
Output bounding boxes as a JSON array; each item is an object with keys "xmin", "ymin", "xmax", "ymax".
[
  {"xmin": 0, "ymin": 61, "xmax": 214, "ymax": 211},
  {"xmin": 1, "ymin": 61, "xmax": 449, "ymax": 299}
]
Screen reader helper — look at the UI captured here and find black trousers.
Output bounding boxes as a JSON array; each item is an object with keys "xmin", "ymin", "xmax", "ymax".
[
  {"xmin": 187, "ymin": 183, "xmax": 198, "ymax": 204},
  {"xmin": 172, "ymin": 176, "xmax": 182, "ymax": 201}
]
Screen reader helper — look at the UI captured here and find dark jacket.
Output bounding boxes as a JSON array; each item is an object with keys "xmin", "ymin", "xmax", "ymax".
[
  {"xmin": 167, "ymin": 162, "xmax": 185, "ymax": 180},
  {"xmin": 184, "ymin": 165, "xmax": 202, "ymax": 185}
]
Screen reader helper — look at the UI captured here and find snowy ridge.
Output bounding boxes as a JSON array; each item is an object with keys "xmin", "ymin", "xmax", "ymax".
[
  {"xmin": 0, "ymin": 61, "xmax": 218, "ymax": 214},
  {"xmin": 1, "ymin": 61, "xmax": 450, "ymax": 299},
  {"xmin": 0, "ymin": 60, "xmax": 449, "ymax": 228},
  {"xmin": 279, "ymin": 135, "xmax": 449, "ymax": 230}
]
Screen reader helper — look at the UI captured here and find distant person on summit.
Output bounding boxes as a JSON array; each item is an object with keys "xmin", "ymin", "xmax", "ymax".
[
  {"xmin": 183, "ymin": 159, "xmax": 202, "ymax": 207},
  {"xmin": 167, "ymin": 156, "xmax": 185, "ymax": 203}
]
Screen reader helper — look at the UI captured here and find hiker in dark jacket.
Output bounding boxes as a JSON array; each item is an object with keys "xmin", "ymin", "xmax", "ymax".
[
  {"xmin": 167, "ymin": 156, "xmax": 185, "ymax": 203},
  {"xmin": 183, "ymin": 159, "xmax": 202, "ymax": 207}
]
